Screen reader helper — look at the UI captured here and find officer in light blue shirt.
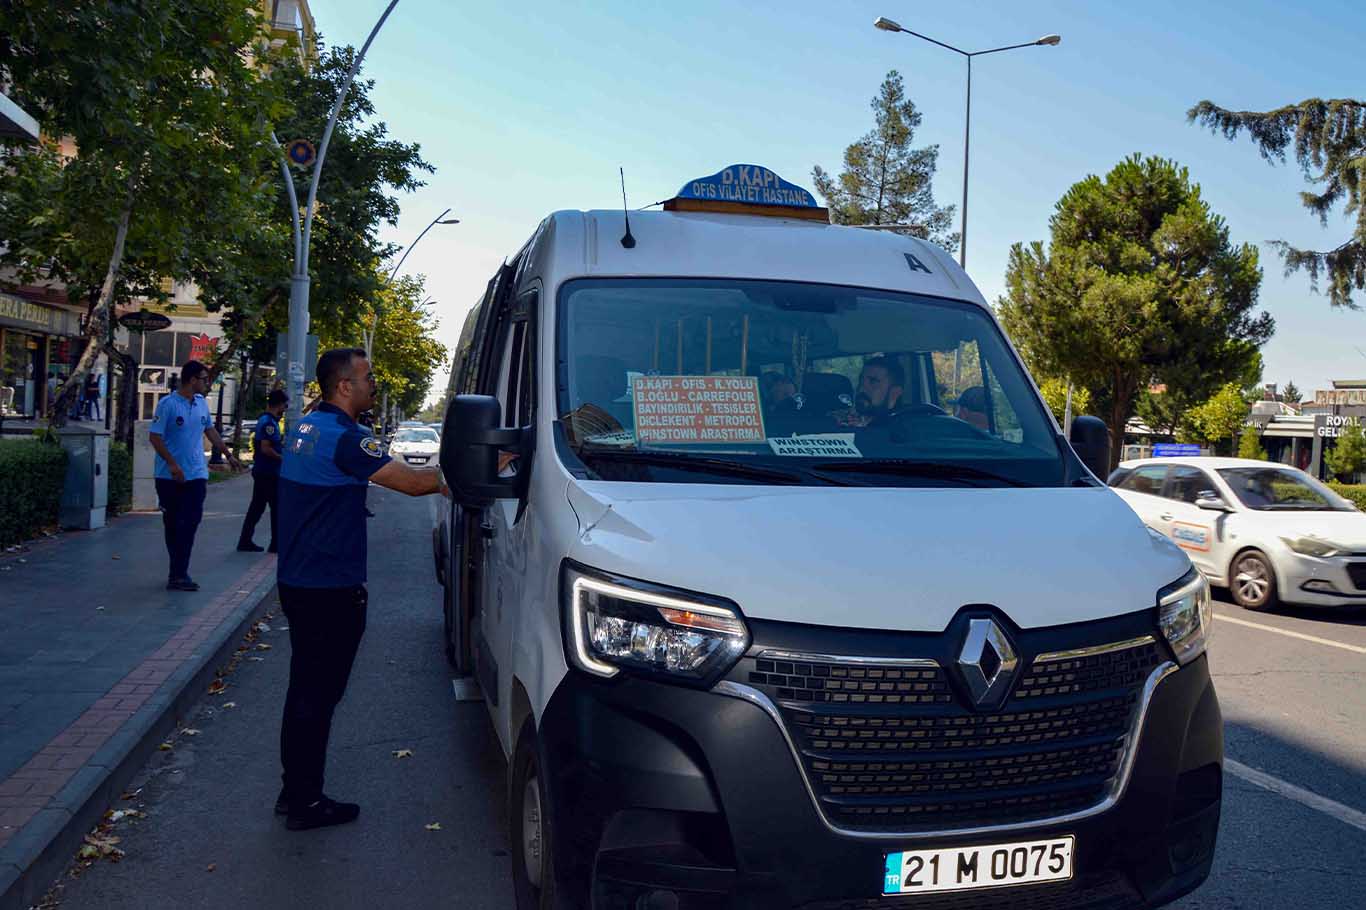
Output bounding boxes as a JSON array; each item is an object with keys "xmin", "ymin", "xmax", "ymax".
[{"xmin": 148, "ymin": 360, "xmax": 240, "ymax": 591}]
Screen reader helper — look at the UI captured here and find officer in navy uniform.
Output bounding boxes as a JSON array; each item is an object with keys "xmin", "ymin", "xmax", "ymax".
[
  {"xmin": 236, "ymin": 389, "xmax": 288, "ymax": 552},
  {"xmin": 148, "ymin": 360, "xmax": 241, "ymax": 591},
  {"xmin": 274, "ymin": 347, "xmax": 445, "ymax": 831}
]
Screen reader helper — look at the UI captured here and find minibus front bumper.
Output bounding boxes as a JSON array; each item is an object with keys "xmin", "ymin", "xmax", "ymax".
[{"xmin": 537, "ymin": 651, "xmax": 1222, "ymax": 909}]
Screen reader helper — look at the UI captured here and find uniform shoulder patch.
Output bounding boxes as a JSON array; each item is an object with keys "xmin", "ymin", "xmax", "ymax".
[{"xmin": 359, "ymin": 436, "xmax": 383, "ymax": 458}]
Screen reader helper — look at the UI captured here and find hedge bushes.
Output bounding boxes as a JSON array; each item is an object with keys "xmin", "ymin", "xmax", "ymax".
[
  {"xmin": 108, "ymin": 442, "xmax": 132, "ymax": 515},
  {"xmin": 1328, "ymin": 483, "xmax": 1366, "ymax": 511},
  {"xmin": 0, "ymin": 438, "xmax": 68, "ymax": 548}
]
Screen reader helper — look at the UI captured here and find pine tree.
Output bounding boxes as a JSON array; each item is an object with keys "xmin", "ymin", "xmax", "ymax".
[
  {"xmin": 1282, "ymin": 380, "xmax": 1302, "ymax": 405},
  {"xmin": 812, "ymin": 71, "xmax": 958, "ymax": 250},
  {"xmin": 1189, "ymin": 99, "xmax": 1366, "ymax": 308}
]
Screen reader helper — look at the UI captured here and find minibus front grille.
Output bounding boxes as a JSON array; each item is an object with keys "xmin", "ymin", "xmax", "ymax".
[{"xmin": 734, "ymin": 640, "xmax": 1168, "ymax": 834}]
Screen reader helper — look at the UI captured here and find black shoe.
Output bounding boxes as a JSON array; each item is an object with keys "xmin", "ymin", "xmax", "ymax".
[
  {"xmin": 237, "ymin": 542, "xmax": 265, "ymax": 552},
  {"xmin": 286, "ymin": 796, "xmax": 360, "ymax": 831},
  {"xmin": 166, "ymin": 578, "xmax": 200, "ymax": 592},
  {"xmin": 364, "ymin": 508, "xmax": 375, "ymax": 518},
  {"xmin": 274, "ymin": 790, "xmax": 290, "ymax": 816}
]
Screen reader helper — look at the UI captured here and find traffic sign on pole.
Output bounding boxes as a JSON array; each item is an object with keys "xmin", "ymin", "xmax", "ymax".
[{"xmin": 287, "ymin": 139, "xmax": 317, "ymax": 168}]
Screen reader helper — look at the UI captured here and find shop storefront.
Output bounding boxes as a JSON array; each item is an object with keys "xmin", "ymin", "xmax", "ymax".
[{"xmin": 0, "ymin": 291, "xmax": 83, "ymax": 418}]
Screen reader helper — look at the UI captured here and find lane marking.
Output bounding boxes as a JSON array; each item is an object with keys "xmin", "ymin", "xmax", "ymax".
[
  {"xmin": 1215, "ymin": 613, "xmax": 1366, "ymax": 655},
  {"xmin": 1225, "ymin": 759, "xmax": 1366, "ymax": 833}
]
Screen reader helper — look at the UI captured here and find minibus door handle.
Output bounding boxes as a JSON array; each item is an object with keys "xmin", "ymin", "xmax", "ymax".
[{"xmin": 480, "ymin": 519, "xmax": 497, "ymax": 540}]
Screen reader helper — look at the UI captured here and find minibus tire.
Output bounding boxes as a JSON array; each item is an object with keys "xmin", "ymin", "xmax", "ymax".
[{"xmin": 511, "ymin": 718, "xmax": 561, "ymax": 909}]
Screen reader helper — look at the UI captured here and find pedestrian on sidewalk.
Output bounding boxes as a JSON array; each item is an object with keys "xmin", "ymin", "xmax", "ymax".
[
  {"xmin": 83, "ymin": 371, "xmax": 101, "ymax": 420},
  {"xmin": 148, "ymin": 360, "xmax": 242, "ymax": 592},
  {"xmin": 237, "ymin": 389, "xmax": 288, "ymax": 553},
  {"xmin": 274, "ymin": 347, "xmax": 445, "ymax": 831}
]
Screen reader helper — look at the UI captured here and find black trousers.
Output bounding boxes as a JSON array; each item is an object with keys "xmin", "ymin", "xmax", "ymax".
[
  {"xmin": 278, "ymin": 582, "xmax": 368, "ymax": 803},
  {"xmin": 155, "ymin": 478, "xmax": 207, "ymax": 581},
  {"xmin": 237, "ymin": 472, "xmax": 279, "ymax": 548}
]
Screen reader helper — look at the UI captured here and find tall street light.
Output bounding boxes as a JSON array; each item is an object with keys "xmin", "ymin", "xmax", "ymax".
[
  {"xmin": 279, "ymin": 0, "xmax": 402, "ymax": 424},
  {"xmin": 365, "ymin": 206, "xmax": 459, "ymax": 359},
  {"xmin": 874, "ymin": 17, "xmax": 1060, "ymax": 270}
]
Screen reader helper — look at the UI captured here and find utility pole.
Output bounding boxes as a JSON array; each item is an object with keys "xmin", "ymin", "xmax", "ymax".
[{"xmin": 280, "ymin": 0, "xmax": 402, "ymax": 424}]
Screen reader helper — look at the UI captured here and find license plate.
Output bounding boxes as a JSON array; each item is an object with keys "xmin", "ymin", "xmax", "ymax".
[
  {"xmin": 405, "ymin": 456, "xmax": 429, "ymax": 464},
  {"xmin": 883, "ymin": 835, "xmax": 1074, "ymax": 895}
]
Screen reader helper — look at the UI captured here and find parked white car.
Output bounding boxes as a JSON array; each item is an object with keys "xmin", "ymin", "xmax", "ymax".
[
  {"xmin": 1110, "ymin": 456, "xmax": 1366, "ymax": 611},
  {"xmin": 385, "ymin": 426, "xmax": 440, "ymax": 466}
]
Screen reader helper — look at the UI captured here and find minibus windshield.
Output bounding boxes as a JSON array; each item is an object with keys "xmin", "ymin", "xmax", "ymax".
[{"xmin": 556, "ymin": 278, "xmax": 1069, "ymax": 487}]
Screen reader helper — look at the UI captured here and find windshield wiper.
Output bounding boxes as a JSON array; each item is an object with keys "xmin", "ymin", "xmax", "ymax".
[
  {"xmin": 808, "ymin": 458, "xmax": 1029, "ymax": 487},
  {"xmin": 577, "ymin": 447, "xmax": 825, "ymax": 485}
]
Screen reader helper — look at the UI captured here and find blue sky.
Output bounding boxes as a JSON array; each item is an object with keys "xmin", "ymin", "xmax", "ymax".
[{"xmin": 315, "ymin": 0, "xmax": 1366, "ymax": 405}]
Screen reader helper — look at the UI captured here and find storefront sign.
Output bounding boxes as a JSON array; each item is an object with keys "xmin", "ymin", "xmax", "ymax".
[
  {"xmin": 1315, "ymin": 414, "xmax": 1361, "ymax": 438},
  {"xmin": 118, "ymin": 311, "xmax": 172, "ymax": 332},
  {"xmin": 631, "ymin": 375, "xmax": 766, "ymax": 444},
  {"xmin": 0, "ymin": 293, "xmax": 81, "ymax": 336},
  {"xmin": 187, "ymin": 332, "xmax": 220, "ymax": 362},
  {"xmin": 1314, "ymin": 389, "xmax": 1366, "ymax": 406}
]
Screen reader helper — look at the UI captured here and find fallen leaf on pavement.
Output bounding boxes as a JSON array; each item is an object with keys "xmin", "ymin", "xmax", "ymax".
[
  {"xmin": 158, "ymin": 742, "xmax": 173, "ymax": 751},
  {"xmin": 207, "ymin": 679, "xmax": 227, "ymax": 695},
  {"xmin": 108, "ymin": 809, "xmax": 144, "ymax": 823},
  {"xmin": 424, "ymin": 822, "xmax": 442, "ymax": 831},
  {"xmin": 221, "ymin": 702, "xmax": 237, "ymax": 709},
  {"xmin": 81, "ymin": 834, "xmax": 124, "ymax": 860},
  {"xmin": 180, "ymin": 728, "xmax": 200, "ymax": 736},
  {"xmin": 248, "ymin": 656, "xmax": 265, "ymax": 662},
  {"xmin": 255, "ymin": 643, "xmax": 272, "ymax": 650},
  {"xmin": 111, "ymin": 555, "xmax": 121, "ymax": 560},
  {"xmin": 392, "ymin": 749, "xmax": 413, "ymax": 759},
  {"xmin": 206, "ymin": 863, "xmax": 216, "ymax": 872},
  {"xmin": 255, "ymin": 622, "xmax": 271, "ymax": 633}
]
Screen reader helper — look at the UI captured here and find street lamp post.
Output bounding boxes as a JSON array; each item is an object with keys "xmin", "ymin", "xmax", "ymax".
[
  {"xmin": 279, "ymin": 0, "xmax": 403, "ymax": 424},
  {"xmin": 364, "ymin": 207, "xmax": 458, "ymax": 359},
  {"xmin": 874, "ymin": 17, "xmax": 1060, "ymax": 270}
]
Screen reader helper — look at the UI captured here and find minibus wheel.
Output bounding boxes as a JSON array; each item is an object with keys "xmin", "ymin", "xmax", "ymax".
[{"xmin": 511, "ymin": 717, "xmax": 560, "ymax": 909}]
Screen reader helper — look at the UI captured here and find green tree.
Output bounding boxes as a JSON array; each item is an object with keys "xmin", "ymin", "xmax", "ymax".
[
  {"xmin": 0, "ymin": 0, "xmax": 288, "ymax": 423},
  {"xmin": 1324, "ymin": 422, "xmax": 1366, "ymax": 481},
  {"xmin": 1187, "ymin": 383, "xmax": 1252, "ymax": 454},
  {"xmin": 324, "ymin": 273, "xmax": 447, "ymax": 417},
  {"xmin": 812, "ymin": 71, "xmax": 957, "ymax": 249},
  {"xmin": 997, "ymin": 154, "xmax": 1272, "ymax": 470},
  {"xmin": 1189, "ymin": 98, "xmax": 1366, "ymax": 308},
  {"xmin": 1036, "ymin": 377, "xmax": 1092, "ymax": 425},
  {"xmin": 1237, "ymin": 427, "xmax": 1268, "ymax": 461},
  {"xmin": 1282, "ymin": 380, "xmax": 1302, "ymax": 406}
]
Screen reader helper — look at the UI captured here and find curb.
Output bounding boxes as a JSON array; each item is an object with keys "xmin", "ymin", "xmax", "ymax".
[{"xmin": 0, "ymin": 566, "xmax": 279, "ymax": 910}]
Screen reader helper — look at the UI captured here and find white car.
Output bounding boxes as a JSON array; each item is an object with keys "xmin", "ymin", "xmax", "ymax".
[
  {"xmin": 385, "ymin": 426, "xmax": 440, "ymax": 467},
  {"xmin": 1110, "ymin": 456, "xmax": 1366, "ymax": 611}
]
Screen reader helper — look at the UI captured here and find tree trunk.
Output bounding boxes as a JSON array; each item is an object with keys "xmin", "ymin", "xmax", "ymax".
[
  {"xmin": 231, "ymin": 354, "xmax": 254, "ymax": 454},
  {"xmin": 47, "ymin": 177, "xmax": 136, "ymax": 425},
  {"xmin": 1107, "ymin": 379, "xmax": 1134, "ymax": 474},
  {"xmin": 204, "ymin": 288, "xmax": 280, "ymax": 387},
  {"xmin": 104, "ymin": 341, "xmax": 138, "ymax": 447}
]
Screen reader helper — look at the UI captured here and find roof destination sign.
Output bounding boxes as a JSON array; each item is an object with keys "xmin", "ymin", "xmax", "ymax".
[{"xmin": 664, "ymin": 164, "xmax": 830, "ymax": 221}]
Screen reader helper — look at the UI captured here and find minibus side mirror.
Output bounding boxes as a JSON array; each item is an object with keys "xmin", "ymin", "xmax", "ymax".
[
  {"xmin": 440, "ymin": 394, "xmax": 527, "ymax": 508},
  {"xmin": 1069, "ymin": 416, "xmax": 1111, "ymax": 480}
]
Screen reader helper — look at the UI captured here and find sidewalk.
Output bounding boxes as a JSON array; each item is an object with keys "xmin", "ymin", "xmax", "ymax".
[{"xmin": 0, "ymin": 474, "xmax": 277, "ymax": 909}]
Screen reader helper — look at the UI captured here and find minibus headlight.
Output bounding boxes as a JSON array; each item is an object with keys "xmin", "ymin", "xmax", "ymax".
[
  {"xmin": 562, "ymin": 563, "xmax": 750, "ymax": 687},
  {"xmin": 1158, "ymin": 568, "xmax": 1212, "ymax": 666}
]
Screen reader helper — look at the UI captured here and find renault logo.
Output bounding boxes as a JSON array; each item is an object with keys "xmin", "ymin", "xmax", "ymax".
[{"xmin": 957, "ymin": 618, "xmax": 1019, "ymax": 708}]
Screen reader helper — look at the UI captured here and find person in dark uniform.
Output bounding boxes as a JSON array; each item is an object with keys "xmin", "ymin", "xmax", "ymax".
[
  {"xmin": 274, "ymin": 347, "xmax": 445, "ymax": 831},
  {"xmin": 237, "ymin": 389, "xmax": 288, "ymax": 553}
]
